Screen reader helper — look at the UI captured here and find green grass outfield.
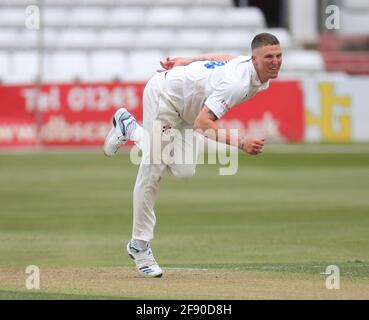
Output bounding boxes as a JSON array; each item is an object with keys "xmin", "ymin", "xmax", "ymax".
[{"xmin": 0, "ymin": 148, "xmax": 368, "ymax": 299}]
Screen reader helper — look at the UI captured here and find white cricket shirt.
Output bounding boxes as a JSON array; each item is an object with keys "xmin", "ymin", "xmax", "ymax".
[{"xmin": 164, "ymin": 55, "xmax": 270, "ymax": 125}]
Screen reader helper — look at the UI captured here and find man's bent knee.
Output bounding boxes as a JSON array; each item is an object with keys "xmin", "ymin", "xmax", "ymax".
[{"xmin": 169, "ymin": 165, "xmax": 196, "ymax": 179}]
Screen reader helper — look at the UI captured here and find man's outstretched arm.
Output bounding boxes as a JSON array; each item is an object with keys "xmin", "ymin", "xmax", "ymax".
[
  {"xmin": 194, "ymin": 105, "xmax": 265, "ymax": 155},
  {"xmin": 158, "ymin": 54, "xmax": 237, "ymax": 72}
]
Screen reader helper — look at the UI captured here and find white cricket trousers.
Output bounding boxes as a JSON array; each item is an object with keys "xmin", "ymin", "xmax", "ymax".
[{"xmin": 132, "ymin": 72, "xmax": 198, "ymax": 241}]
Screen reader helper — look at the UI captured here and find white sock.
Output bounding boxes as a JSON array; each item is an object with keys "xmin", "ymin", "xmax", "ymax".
[{"xmin": 131, "ymin": 239, "xmax": 149, "ymax": 251}]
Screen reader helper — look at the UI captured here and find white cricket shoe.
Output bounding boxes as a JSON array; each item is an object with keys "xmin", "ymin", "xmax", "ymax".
[
  {"xmin": 126, "ymin": 241, "xmax": 163, "ymax": 278},
  {"xmin": 103, "ymin": 108, "xmax": 137, "ymax": 157}
]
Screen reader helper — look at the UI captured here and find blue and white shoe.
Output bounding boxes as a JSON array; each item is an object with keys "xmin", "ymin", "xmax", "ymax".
[
  {"xmin": 127, "ymin": 241, "xmax": 163, "ymax": 278},
  {"xmin": 103, "ymin": 108, "xmax": 137, "ymax": 157}
]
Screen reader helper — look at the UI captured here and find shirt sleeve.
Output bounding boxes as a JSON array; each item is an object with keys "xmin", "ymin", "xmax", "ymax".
[{"xmin": 205, "ymin": 79, "xmax": 247, "ymax": 119}]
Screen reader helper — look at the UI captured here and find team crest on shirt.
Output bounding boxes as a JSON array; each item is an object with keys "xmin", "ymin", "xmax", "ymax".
[
  {"xmin": 161, "ymin": 124, "xmax": 172, "ymax": 135},
  {"xmin": 204, "ymin": 61, "xmax": 227, "ymax": 69}
]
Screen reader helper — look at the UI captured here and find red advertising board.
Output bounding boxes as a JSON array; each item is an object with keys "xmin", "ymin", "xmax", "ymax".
[
  {"xmin": 0, "ymin": 82, "xmax": 145, "ymax": 147},
  {"xmin": 0, "ymin": 80, "xmax": 303, "ymax": 148},
  {"xmin": 221, "ymin": 80, "xmax": 304, "ymax": 142}
]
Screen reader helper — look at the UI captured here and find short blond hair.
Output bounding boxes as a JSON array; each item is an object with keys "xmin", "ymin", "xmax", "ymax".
[{"xmin": 251, "ymin": 33, "xmax": 279, "ymax": 51}]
